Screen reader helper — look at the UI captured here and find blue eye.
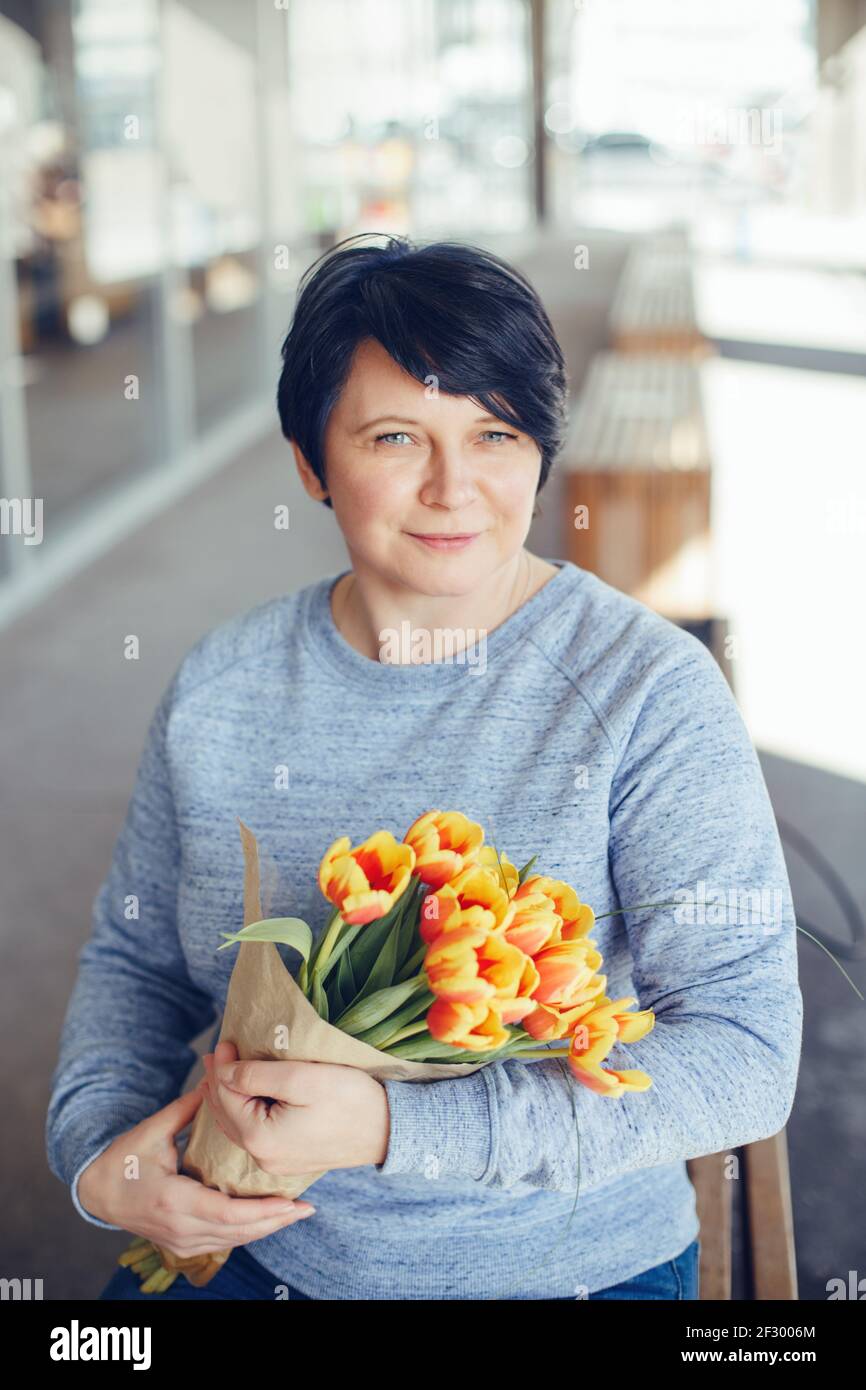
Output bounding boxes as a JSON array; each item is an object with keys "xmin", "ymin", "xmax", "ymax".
[
  {"xmin": 480, "ymin": 431, "xmax": 517, "ymax": 443},
  {"xmin": 375, "ymin": 432, "xmax": 413, "ymax": 445}
]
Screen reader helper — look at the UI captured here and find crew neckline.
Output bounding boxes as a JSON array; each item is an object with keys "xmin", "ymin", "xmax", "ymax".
[{"xmin": 299, "ymin": 557, "xmax": 586, "ymax": 690}]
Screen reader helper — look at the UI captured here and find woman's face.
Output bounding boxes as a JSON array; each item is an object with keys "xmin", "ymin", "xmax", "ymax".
[{"xmin": 292, "ymin": 337, "xmax": 543, "ymax": 596}]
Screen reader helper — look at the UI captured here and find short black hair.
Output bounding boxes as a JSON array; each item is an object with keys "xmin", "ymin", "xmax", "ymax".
[{"xmin": 277, "ymin": 233, "xmax": 569, "ymax": 508}]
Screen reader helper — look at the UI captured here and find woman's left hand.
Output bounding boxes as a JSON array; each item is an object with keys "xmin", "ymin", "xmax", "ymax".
[{"xmin": 201, "ymin": 1042, "xmax": 391, "ymax": 1176}]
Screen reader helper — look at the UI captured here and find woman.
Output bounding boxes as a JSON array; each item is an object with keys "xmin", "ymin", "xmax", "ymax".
[{"xmin": 46, "ymin": 234, "xmax": 802, "ymax": 1301}]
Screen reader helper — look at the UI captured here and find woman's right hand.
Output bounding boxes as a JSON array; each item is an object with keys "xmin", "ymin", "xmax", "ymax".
[{"xmin": 76, "ymin": 1081, "xmax": 316, "ymax": 1257}]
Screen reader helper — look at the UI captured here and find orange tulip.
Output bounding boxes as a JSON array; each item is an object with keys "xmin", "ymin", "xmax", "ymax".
[
  {"xmin": 531, "ymin": 940, "xmax": 603, "ymax": 1006},
  {"xmin": 521, "ymin": 875, "xmax": 596, "ymax": 943},
  {"xmin": 318, "ymin": 831, "xmax": 415, "ymax": 925},
  {"xmin": 500, "ymin": 885, "xmax": 561, "ymax": 956},
  {"xmin": 427, "ymin": 998, "xmax": 511, "ymax": 1051},
  {"xmin": 404, "ymin": 810, "xmax": 484, "ymax": 890},
  {"xmin": 522, "ymin": 974, "xmax": 608, "ymax": 1040},
  {"xmin": 477, "ymin": 845, "xmax": 519, "ymax": 896},
  {"xmin": 418, "ymin": 864, "xmax": 515, "ymax": 944},
  {"xmin": 567, "ymin": 996, "xmax": 655, "ymax": 1095},
  {"xmin": 423, "ymin": 923, "xmax": 539, "ymax": 1023}
]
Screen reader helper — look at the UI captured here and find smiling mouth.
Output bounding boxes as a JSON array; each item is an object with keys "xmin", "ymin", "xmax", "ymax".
[{"xmin": 407, "ymin": 532, "xmax": 481, "ymax": 544}]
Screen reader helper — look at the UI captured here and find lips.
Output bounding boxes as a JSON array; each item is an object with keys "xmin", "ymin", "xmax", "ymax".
[{"xmin": 407, "ymin": 532, "xmax": 481, "ymax": 550}]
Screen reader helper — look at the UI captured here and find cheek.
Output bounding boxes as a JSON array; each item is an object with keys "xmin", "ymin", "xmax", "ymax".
[
  {"xmin": 332, "ymin": 459, "xmax": 414, "ymax": 527},
  {"xmin": 484, "ymin": 456, "xmax": 540, "ymax": 513}
]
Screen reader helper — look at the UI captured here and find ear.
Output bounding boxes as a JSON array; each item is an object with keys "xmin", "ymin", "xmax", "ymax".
[{"xmin": 290, "ymin": 439, "xmax": 329, "ymax": 503}]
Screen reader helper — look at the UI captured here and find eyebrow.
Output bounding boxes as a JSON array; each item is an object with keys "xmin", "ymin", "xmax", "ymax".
[{"xmin": 355, "ymin": 414, "xmax": 514, "ymax": 432}]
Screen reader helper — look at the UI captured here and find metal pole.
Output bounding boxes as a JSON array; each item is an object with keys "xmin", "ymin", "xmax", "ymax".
[
  {"xmin": 0, "ymin": 138, "xmax": 34, "ymax": 580},
  {"xmin": 153, "ymin": 0, "xmax": 195, "ymax": 466},
  {"xmin": 530, "ymin": 0, "xmax": 547, "ymax": 224}
]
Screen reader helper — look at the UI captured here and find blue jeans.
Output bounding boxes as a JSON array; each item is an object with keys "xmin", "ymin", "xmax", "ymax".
[{"xmin": 98, "ymin": 1237, "xmax": 700, "ymax": 1301}]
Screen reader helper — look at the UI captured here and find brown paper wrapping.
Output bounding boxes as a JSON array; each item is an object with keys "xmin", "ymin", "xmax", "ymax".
[{"xmin": 157, "ymin": 818, "xmax": 487, "ymax": 1286}]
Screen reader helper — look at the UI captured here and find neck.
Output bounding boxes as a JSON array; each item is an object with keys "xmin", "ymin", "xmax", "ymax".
[{"xmin": 332, "ymin": 550, "xmax": 557, "ymax": 664}]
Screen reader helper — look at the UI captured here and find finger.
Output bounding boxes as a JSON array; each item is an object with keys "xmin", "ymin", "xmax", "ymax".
[
  {"xmin": 201, "ymin": 1070, "xmax": 248, "ymax": 1148},
  {"xmin": 169, "ymin": 1208, "xmax": 314, "ymax": 1253},
  {"xmin": 166, "ymin": 1209, "xmax": 314, "ymax": 1257},
  {"xmin": 212, "ymin": 1057, "xmax": 316, "ymax": 1105},
  {"xmin": 205, "ymin": 1058, "xmax": 271, "ymax": 1132},
  {"xmin": 173, "ymin": 1175, "xmax": 314, "ymax": 1227},
  {"xmin": 214, "ymin": 1040, "xmax": 239, "ymax": 1066}
]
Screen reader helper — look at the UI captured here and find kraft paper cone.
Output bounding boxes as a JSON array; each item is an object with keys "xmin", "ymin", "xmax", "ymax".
[{"xmin": 157, "ymin": 818, "xmax": 487, "ymax": 1287}]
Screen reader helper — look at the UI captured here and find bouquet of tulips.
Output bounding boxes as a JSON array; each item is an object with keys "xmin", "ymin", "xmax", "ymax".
[{"xmin": 121, "ymin": 810, "xmax": 656, "ymax": 1292}]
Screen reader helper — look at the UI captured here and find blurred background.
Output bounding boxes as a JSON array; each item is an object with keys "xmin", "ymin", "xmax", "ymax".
[{"xmin": 0, "ymin": 0, "xmax": 863, "ymax": 1300}]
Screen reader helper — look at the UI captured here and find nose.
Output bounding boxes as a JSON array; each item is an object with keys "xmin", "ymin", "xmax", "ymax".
[{"xmin": 418, "ymin": 443, "xmax": 480, "ymax": 510}]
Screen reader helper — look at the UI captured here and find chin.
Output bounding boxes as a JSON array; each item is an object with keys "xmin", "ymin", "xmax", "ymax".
[{"xmin": 394, "ymin": 548, "xmax": 492, "ymax": 597}]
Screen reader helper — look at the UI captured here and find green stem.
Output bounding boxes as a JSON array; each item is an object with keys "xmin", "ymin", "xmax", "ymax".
[
  {"xmin": 356, "ymin": 987, "xmax": 434, "ymax": 1049},
  {"xmin": 380, "ymin": 1020, "xmax": 429, "ymax": 1047},
  {"xmin": 515, "ymin": 1048, "xmax": 570, "ymax": 1060},
  {"xmin": 395, "ymin": 941, "xmax": 428, "ymax": 983},
  {"xmin": 302, "ymin": 906, "xmax": 345, "ymax": 996},
  {"xmin": 594, "ymin": 899, "xmax": 685, "ymax": 920}
]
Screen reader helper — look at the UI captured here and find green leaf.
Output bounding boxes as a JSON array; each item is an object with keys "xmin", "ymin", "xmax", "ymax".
[
  {"xmin": 356, "ymin": 919, "xmax": 401, "ymax": 999},
  {"xmin": 384, "ymin": 1034, "xmax": 478, "ymax": 1062},
  {"xmin": 328, "ymin": 945, "xmax": 358, "ymax": 1017},
  {"xmin": 342, "ymin": 910, "xmax": 398, "ymax": 992},
  {"xmin": 314, "ymin": 921, "xmax": 363, "ymax": 983},
  {"xmin": 311, "ymin": 971, "xmax": 329, "ymax": 1022},
  {"xmin": 336, "ymin": 942, "xmax": 358, "ymax": 999},
  {"xmin": 517, "ymin": 855, "xmax": 538, "ymax": 885},
  {"xmin": 355, "ymin": 988, "xmax": 435, "ymax": 1049},
  {"xmin": 306, "ymin": 905, "xmax": 342, "ymax": 975},
  {"xmin": 395, "ymin": 940, "xmax": 427, "ymax": 984},
  {"xmin": 328, "ymin": 977, "xmax": 347, "ymax": 1018},
  {"xmin": 395, "ymin": 882, "xmax": 424, "ymax": 971},
  {"xmin": 217, "ymin": 917, "xmax": 313, "ymax": 960},
  {"xmin": 334, "ymin": 978, "xmax": 427, "ymax": 1036}
]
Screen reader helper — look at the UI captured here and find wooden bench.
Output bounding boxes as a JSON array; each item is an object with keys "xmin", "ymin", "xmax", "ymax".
[
  {"xmin": 680, "ymin": 617, "xmax": 798, "ymax": 1299},
  {"xmin": 562, "ymin": 351, "xmax": 713, "ymax": 620},
  {"xmin": 609, "ymin": 231, "xmax": 709, "ymax": 356},
  {"xmin": 687, "ymin": 1123, "xmax": 797, "ymax": 1298}
]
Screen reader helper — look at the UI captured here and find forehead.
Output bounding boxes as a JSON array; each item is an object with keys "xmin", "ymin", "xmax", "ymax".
[{"xmin": 330, "ymin": 337, "xmax": 490, "ymax": 426}]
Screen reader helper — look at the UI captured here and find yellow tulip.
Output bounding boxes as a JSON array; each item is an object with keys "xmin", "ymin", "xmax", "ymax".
[
  {"xmin": 531, "ymin": 940, "xmax": 601, "ymax": 1006},
  {"xmin": 477, "ymin": 845, "xmax": 520, "ymax": 896},
  {"xmin": 501, "ymin": 886, "xmax": 561, "ymax": 956},
  {"xmin": 427, "ymin": 998, "xmax": 511, "ymax": 1051},
  {"xmin": 404, "ymin": 810, "xmax": 485, "ymax": 889},
  {"xmin": 318, "ymin": 831, "xmax": 415, "ymax": 925},
  {"xmin": 522, "ymin": 974, "xmax": 608, "ymax": 1040},
  {"xmin": 521, "ymin": 875, "xmax": 596, "ymax": 943},
  {"xmin": 418, "ymin": 864, "xmax": 515, "ymax": 944},
  {"xmin": 566, "ymin": 996, "xmax": 655, "ymax": 1094},
  {"xmin": 423, "ymin": 923, "xmax": 539, "ymax": 1024}
]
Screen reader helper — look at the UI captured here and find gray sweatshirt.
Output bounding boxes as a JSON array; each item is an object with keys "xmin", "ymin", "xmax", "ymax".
[{"xmin": 46, "ymin": 558, "xmax": 803, "ymax": 1299}]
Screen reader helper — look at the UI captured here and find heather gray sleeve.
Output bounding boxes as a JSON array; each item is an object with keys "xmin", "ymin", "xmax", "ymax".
[
  {"xmin": 378, "ymin": 643, "xmax": 803, "ymax": 1192},
  {"xmin": 45, "ymin": 673, "xmax": 217, "ymax": 1229}
]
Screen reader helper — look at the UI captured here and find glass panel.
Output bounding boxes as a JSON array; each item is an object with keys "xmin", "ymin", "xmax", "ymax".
[
  {"xmin": 545, "ymin": 0, "xmax": 817, "ymax": 232},
  {"xmin": 0, "ymin": 0, "xmax": 165, "ymax": 534},
  {"xmin": 286, "ymin": 0, "xmax": 532, "ymax": 241},
  {"xmin": 163, "ymin": 0, "xmax": 263, "ymax": 434}
]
